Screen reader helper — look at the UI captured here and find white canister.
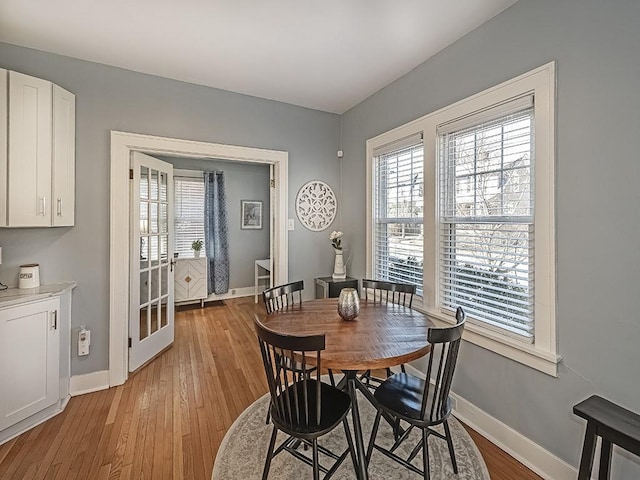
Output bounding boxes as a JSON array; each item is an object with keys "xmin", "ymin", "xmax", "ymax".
[{"xmin": 19, "ymin": 264, "xmax": 40, "ymax": 289}]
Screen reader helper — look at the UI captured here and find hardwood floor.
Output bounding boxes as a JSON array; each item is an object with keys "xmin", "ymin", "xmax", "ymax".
[{"xmin": 0, "ymin": 297, "xmax": 542, "ymax": 479}]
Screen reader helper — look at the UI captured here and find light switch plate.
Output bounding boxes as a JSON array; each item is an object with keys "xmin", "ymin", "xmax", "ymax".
[{"xmin": 288, "ymin": 219, "xmax": 295, "ymax": 231}]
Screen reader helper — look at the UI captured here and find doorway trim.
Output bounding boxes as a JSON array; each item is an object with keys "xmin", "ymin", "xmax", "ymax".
[{"xmin": 110, "ymin": 131, "xmax": 288, "ymax": 387}]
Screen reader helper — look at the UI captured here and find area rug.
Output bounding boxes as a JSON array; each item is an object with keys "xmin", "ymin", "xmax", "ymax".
[{"xmin": 212, "ymin": 389, "xmax": 489, "ymax": 479}]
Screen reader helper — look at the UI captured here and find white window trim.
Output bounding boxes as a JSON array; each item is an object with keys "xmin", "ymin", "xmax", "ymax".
[{"xmin": 366, "ymin": 62, "xmax": 559, "ymax": 376}]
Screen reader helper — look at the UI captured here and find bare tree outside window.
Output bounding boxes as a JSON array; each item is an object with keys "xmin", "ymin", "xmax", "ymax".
[{"xmin": 440, "ymin": 109, "xmax": 535, "ymax": 338}]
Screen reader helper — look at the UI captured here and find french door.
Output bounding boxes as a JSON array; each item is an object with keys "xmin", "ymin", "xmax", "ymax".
[{"xmin": 129, "ymin": 152, "xmax": 175, "ymax": 372}]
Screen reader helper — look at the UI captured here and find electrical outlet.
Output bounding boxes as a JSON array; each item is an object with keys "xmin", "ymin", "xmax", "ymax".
[{"xmin": 78, "ymin": 327, "xmax": 90, "ymax": 356}]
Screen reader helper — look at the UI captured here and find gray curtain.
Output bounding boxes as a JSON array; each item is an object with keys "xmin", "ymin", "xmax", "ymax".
[{"xmin": 204, "ymin": 171, "xmax": 229, "ymax": 294}]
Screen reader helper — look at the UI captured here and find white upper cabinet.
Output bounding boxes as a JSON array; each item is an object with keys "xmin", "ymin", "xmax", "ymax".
[
  {"xmin": 52, "ymin": 85, "xmax": 75, "ymax": 226},
  {"xmin": 0, "ymin": 69, "xmax": 75, "ymax": 227},
  {"xmin": 0, "ymin": 70, "xmax": 6, "ymax": 225}
]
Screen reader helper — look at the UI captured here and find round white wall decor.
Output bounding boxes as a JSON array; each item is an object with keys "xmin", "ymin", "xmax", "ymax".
[{"xmin": 295, "ymin": 180, "xmax": 337, "ymax": 231}]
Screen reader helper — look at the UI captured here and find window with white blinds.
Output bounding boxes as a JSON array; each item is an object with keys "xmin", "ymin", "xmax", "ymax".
[
  {"xmin": 174, "ymin": 176, "xmax": 206, "ymax": 258},
  {"xmin": 439, "ymin": 101, "xmax": 534, "ymax": 340},
  {"xmin": 367, "ymin": 64, "xmax": 556, "ymax": 374},
  {"xmin": 373, "ymin": 138, "xmax": 424, "ymax": 293}
]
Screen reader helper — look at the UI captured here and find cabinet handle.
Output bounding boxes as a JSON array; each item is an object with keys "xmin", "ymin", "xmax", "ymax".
[
  {"xmin": 57, "ymin": 198, "xmax": 62, "ymax": 216},
  {"xmin": 40, "ymin": 197, "xmax": 46, "ymax": 216},
  {"xmin": 52, "ymin": 310, "xmax": 58, "ymax": 330}
]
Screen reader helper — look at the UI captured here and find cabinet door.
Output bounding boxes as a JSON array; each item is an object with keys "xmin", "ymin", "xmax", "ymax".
[
  {"xmin": 0, "ymin": 69, "xmax": 7, "ymax": 226},
  {"xmin": 188, "ymin": 258, "xmax": 208, "ymax": 300},
  {"xmin": 52, "ymin": 85, "xmax": 75, "ymax": 226},
  {"xmin": 8, "ymin": 71, "xmax": 53, "ymax": 227},
  {"xmin": 0, "ymin": 299, "xmax": 60, "ymax": 430},
  {"xmin": 174, "ymin": 259, "xmax": 191, "ymax": 302},
  {"xmin": 174, "ymin": 258, "xmax": 207, "ymax": 301}
]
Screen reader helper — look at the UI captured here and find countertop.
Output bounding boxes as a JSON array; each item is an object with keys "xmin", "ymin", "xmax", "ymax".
[{"xmin": 0, "ymin": 282, "xmax": 77, "ymax": 309}]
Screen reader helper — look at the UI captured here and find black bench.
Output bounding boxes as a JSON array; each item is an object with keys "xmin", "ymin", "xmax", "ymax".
[{"xmin": 573, "ymin": 395, "xmax": 640, "ymax": 479}]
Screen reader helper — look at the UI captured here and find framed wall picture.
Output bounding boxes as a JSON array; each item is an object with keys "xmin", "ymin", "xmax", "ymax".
[{"xmin": 241, "ymin": 200, "xmax": 263, "ymax": 229}]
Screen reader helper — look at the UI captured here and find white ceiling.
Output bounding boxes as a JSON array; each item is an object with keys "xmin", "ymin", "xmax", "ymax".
[{"xmin": 0, "ymin": 0, "xmax": 517, "ymax": 114}]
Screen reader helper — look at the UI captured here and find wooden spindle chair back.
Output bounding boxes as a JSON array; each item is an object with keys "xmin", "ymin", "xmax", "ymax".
[
  {"xmin": 361, "ymin": 279, "xmax": 393, "ymax": 303},
  {"xmin": 389, "ymin": 282, "xmax": 416, "ymax": 308},
  {"xmin": 420, "ymin": 307, "xmax": 466, "ymax": 423},
  {"xmin": 362, "ymin": 279, "xmax": 416, "ymax": 307},
  {"xmin": 254, "ymin": 316, "xmax": 324, "ymax": 430},
  {"xmin": 263, "ymin": 280, "xmax": 304, "ymax": 314}
]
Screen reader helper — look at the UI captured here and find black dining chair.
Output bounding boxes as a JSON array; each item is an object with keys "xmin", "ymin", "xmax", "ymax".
[
  {"xmin": 362, "ymin": 278, "xmax": 416, "ymax": 308},
  {"xmin": 360, "ymin": 279, "xmax": 417, "ymax": 385},
  {"xmin": 365, "ymin": 307, "xmax": 466, "ymax": 480},
  {"xmin": 263, "ymin": 280, "xmax": 304, "ymax": 314},
  {"xmin": 254, "ymin": 316, "xmax": 358, "ymax": 480},
  {"xmin": 262, "ymin": 280, "xmax": 312, "ymax": 424}
]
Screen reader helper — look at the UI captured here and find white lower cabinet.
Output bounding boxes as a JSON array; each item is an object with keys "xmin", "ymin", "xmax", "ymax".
[
  {"xmin": 0, "ymin": 298, "xmax": 59, "ymax": 430},
  {"xmin": 174, "ymin": 258, "xmax": 208, "ymax": 304}
]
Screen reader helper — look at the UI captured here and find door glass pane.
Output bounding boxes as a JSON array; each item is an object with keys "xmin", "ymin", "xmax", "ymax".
[
  {"xmin": 160, "ymin": 172, "xmax": 168, "ymax": 202},
  {"xmin": 150, "ymin": 202, "xmax": 158, "ymax": 234},
  {"xmin": 140, "ymin": 202, "xmax": 149, "ymax": 234},
  {"xmin": 161, "ymin": 265, "xmax": 168, "ymax": 296},
  {"xmin": 150, "ymin": 236, "xmax": 159, "ymax": 267},
  {"xmin": 160, "ymin": 299, "xmax": 168, "ymax": 328},
  {"xmin": 140, "ymin": 271, "xmax": 149, "ymax": 305},
  {"xmin": 160, "ymin": 235, "xmax": 168, "ymax": 263},
  {"xmin": 150, "ymin": 301, "xmax": 160, "ymax": 334},
  {"xmin": 139, "ymin": 306, "xmax": 149, "ymax": 340},
  {"xmin": 140, "ymin": 167, "xmax": 149, "ymax": 200},
  {"xmin": 150, "ymin": 169, "xmax": 159, "ymax": 200},
  {"xmin": 139, "ymin": 237, "xmax": 149, "ymax": 270},
  {"xmin": 160, "ymin": 204, "xmax": 168, "ymax": 233},
  {"xmin": 150, "ymin": 267, "xmax": 159, "ymax": 301}
]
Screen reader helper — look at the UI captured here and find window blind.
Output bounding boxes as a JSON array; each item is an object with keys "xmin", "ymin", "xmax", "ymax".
[
  {"xmin": 439, "ymin": 107, "xmax": 534, "ymax": 340},
  {"xmin": 174, "ymin": 176, "xmax": 206, "ymax": 258},
  {"xmin": 374, "ymin": 140, "xmax": 424, "ymax": 293}
]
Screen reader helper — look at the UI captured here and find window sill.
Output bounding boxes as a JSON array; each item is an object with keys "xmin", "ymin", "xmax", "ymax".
[{"xmin": 413, "ymin": 300, "xmax": 561, "ymax": 377}]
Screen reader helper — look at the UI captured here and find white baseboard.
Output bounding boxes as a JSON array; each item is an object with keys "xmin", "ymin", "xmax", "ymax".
[
  {"xmin": 0, "ymin": 397, "xmax": 69, "ymax": 446},
  {"xmin": 206, "ymin": 285, "xmax": 255, "ymax": 301},
  {"xmin": 70, "ymin": 370, "xmax": 110, "ymax": 396},
  {"xmin": 175, "ymin": 286, "xmax": 255, "ymax": 307},
  {"xmin": 403, "ymin": 364, "xmax": 577, "ymax": 480}
]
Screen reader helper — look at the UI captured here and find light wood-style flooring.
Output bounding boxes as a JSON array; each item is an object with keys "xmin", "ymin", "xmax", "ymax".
[{"xmin": 0, "ymin": 297, "xmax": 542, "ymax": 479}]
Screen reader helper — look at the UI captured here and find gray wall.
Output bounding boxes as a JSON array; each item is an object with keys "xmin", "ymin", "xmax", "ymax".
[
  {"xmin": 163, "ymin": 157, "xmax": 270, "ymax": 289},
  {"xmin": 341, "ymin": 0, "xmax": 640, "ymax": 477},
  {"xmin": 0, "ymin": 43, "xmax": 342, "ymax": 376}
]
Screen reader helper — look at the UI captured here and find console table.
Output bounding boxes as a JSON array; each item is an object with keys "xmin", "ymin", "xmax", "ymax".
[{"xmin": 314, "ymin": 276, "xmax": 358, "ymax": 299}]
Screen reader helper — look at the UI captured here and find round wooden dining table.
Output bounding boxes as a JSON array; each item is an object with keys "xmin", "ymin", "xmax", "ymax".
[{"xmin": 259, "ymin": 297, "xmax": 435, "ymax": 480}]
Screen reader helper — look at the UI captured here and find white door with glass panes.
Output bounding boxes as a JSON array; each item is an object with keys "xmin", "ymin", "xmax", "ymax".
[{"xmin": 129, "ymin": 152, "xmax": 174, "ymax": 372}]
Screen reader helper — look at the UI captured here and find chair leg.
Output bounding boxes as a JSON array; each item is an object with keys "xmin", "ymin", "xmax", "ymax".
[
  {"xmin": 265, "ymin": 400, "xmax": 271, "ymax": 424},
  {"xmin": 443, "ymin": 420, "xmax": 458, "ymax": 473},
  {"xmin": 343, "ymin": 418, "xmax": 359, "ymax": 474},
  {"xmin": 366, "ymin": 409, "xmax": 383, "ymax": 465},
  {"xmin": 312, "ymin": 438, "xmax": 320, "ymax": 480},
  {"xmin": 393, "ymin": 418, "xmax": 401, "ymax": 441},
  {"xmin": 328, "ymin": 369, "xmax": 336, "ymax": 387},
  {"xmin": 599, "ymin": 439, "xmax": 613, "ymax": 480},
  {"xmin": 262, "ymin": 426, "xmax": 278, "ymax": 480},
  {"xmin": 577, "ymin": 422, "xmax": 597, "ymax": 480},
  {"xmin": 422, "ymin": 427, "xmax": 430, "ymax": 480}
]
